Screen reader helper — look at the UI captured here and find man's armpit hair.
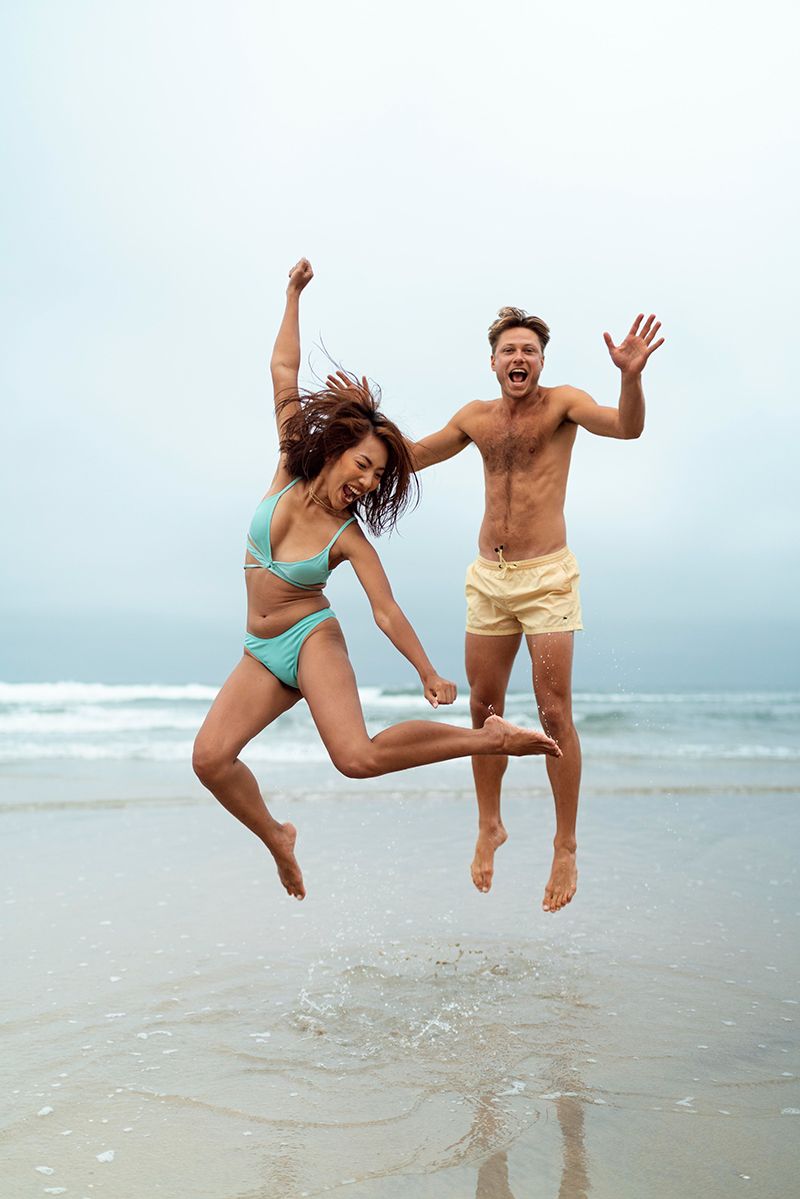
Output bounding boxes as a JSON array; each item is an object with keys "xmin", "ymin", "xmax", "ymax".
[{"xmin": 488, "ymin": 307, "xmax": 551, "ymax": 353}]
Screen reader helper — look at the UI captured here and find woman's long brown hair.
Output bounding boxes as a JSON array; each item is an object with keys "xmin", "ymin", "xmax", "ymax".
[{"xmin": 278, "ymin": 376, "xmax": 419, "ymax": 536}]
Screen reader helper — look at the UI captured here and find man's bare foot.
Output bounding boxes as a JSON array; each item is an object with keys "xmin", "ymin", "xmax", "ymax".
[
  {"xmin": 484, "ymin": 714, "xmax": 562, "ymax": 758},
  {"xmin": 265, "ymin": 821, "xmax": 306, "ymax": 899},
  {"xmin": 542, "ymin": 846, "xmax": 577, "ymax": 912},
  {"xmin": 471, "ymin": 823, "xmax": 508, "ymax": 893}
]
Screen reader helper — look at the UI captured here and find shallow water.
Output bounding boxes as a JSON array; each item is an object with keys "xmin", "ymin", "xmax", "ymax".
[{"xmin": 2, "ymin": 783, "xmax": 798, "ymax": 1197}]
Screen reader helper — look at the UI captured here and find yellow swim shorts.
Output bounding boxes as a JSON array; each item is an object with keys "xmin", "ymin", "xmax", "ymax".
[{"xmin": 465, "ymin": 547, "xmax": 583, "ymax": 637}]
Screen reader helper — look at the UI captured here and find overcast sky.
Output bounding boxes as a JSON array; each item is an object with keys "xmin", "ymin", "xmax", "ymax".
[{"xmin": 2, "ymin": 1, "xmax": 798, "ymax": 689}]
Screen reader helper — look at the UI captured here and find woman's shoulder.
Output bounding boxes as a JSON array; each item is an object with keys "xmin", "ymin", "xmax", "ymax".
[
  {"xmin": 331, "ymin": 517, "xmax": 370, "ymax": 558},
  {"xmin": 258, "ymin": 467, "xmax": 299, "ymax": 503}
]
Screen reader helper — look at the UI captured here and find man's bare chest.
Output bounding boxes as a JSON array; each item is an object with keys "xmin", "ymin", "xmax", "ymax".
[{"xmin": 473, "ymin": 413, "xmax": 564, "ymax": 474}]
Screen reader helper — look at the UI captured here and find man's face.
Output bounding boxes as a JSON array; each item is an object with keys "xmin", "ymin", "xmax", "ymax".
[{"xmin": 491, "ymin": 327, "xmax": 544, "ymax": 398}]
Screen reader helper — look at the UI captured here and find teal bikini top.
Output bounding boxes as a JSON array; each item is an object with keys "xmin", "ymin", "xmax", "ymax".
[{"xmin": 244, "ymin": 478, "xmax": 356, "ymax": 590}]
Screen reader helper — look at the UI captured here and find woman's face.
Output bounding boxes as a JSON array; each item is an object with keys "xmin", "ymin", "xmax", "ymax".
[{"xmin": 330, "ymin": 433, "xmax": 389, "ymax": 508}]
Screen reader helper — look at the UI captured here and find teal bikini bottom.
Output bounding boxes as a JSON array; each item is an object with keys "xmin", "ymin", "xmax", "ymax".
[{"xmin": 244, "ymin": 608, "xmax": 336, "ymax": 690}]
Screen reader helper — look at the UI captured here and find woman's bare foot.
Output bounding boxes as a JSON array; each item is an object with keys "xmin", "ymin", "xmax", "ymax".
[
  {"xmin": 484, "ymin": 714, "xmax": 562, "ymax": 758},
  {"xmin": 542, "ymin": 845, "xmax": 577, "ymax": 912},
  {"xmin": 264, "ymin": 821, "xmax": 306, "ymax": 899},
  {"xmin": 471, "ymin": 823, "xmax": 508, "ymax": 893}
]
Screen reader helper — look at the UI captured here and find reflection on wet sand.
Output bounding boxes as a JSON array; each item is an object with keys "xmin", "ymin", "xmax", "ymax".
[
  {"xmin": 243, "ymin": 938, "xmax": 595, "ymax": 1196},
  {"xmin": 473, "ymin": 1086, "xmax": 590, "ymax": 1198},
  {"xmin": 477, "ymin": 1151, "xmax": 515, "ymax": 1199},
  {"xmin": 555, "ymin": 1094, "xmax": 590, "ymax": 1199}
]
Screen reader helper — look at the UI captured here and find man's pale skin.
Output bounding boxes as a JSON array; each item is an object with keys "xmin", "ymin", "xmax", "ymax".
[{"xmin": 406, "ymin": 314, "xmax": 664, "ymax": 912}]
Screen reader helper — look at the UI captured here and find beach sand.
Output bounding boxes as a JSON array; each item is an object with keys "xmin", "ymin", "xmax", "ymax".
[{"xmin": 2, "ymin": 760, "xmax": 799, "ymax": 1198}]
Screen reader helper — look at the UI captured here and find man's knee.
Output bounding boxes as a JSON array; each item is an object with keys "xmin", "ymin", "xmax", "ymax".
[
  {"xmin": 470, "ymin": 699, "xmax": 503, "ymax": 728},
  {"xmin": 469, "ymin": 681, "xmax": 507, "ymax": 727},
  {"xmin": 536, "ymin": 698, "xmax": 574, "ymax": 741}
]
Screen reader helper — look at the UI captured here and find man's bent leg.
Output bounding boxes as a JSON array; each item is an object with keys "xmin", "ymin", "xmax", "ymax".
[
  {"xmin": 466, "ymin": 631, "xmax": 522, "ymax": 892},
  {"xmin": 527, "ymin": 632, "xmax": 581, "ymax": 913}
]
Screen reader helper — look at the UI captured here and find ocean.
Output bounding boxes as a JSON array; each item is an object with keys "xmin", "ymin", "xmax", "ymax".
[{"xmin": 1, "ymin": 682, "xmax": 798, "ymax": 782}]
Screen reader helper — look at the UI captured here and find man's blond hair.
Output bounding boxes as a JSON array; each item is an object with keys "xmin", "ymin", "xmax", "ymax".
[{"xmin": 488, "ymin": 306, "xmax": 550, "ymax": 354}]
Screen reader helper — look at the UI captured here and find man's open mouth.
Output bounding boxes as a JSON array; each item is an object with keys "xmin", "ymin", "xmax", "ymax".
[{"xmin": 509, "ymin": 370, "xmax": 528, "ymax": 383}]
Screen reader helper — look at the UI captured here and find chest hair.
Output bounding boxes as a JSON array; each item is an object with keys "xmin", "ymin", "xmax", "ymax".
[{"xmin": 480, "ymin": 412, "xmax": 555, "ymax": 474}]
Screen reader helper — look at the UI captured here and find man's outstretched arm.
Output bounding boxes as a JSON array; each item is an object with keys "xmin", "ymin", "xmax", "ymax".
[
  {"xmin": 565, "ymin": 313, "xmax": 664, "ymax": 440},
  {"xmin": 325, "ymin": 370, "xmax": 476, "ymax": 469},
  {"xmin": 409, "ymin": 403, "xmax": 477, "ymax": 469}
]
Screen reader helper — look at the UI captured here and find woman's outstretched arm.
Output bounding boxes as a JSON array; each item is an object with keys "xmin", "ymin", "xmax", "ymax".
[
  {"xmin": 342, "ymin": 526, "xmax": 457, "ymax": 708},
  {"xmin": 271, "ymin": 258, "xmax": 313, "ymax": 442}
]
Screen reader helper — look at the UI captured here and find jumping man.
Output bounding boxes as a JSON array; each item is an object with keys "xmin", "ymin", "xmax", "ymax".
[{"xmin": 407, "ymin": 309, "xmax": 663, "ymax": 912}]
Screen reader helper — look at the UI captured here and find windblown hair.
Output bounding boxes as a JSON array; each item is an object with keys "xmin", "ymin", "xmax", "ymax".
[
  {"xmin": 488, "ymin": 306, "xmax": 551, "ymax": 353},
  {"xmin": 278, "ymin": 375, "xmax": 418, "ymax": 536}
]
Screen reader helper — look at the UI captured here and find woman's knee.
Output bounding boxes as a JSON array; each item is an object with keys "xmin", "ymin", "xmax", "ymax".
[
  {"xmin": 330, "ymin": 743, "xmax": 378, "ymax": 780},
  {"xmin": 192, "ymin": 736, "xmax": 231, "ymax": 788}
]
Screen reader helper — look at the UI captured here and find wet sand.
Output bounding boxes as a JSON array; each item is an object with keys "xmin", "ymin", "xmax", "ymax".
[{"xmin": 2, "ymin": 772, "xmax": 799, "ymax": 1197}]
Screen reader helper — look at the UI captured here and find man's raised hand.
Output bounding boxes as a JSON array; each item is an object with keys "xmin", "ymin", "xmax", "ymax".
[
  {"xmin": 325, "ymin": 369, "xmax": 370, "ymax": 395},
  {"xmin": 287, "ymin": 257, "xmax": 314, "ymax": 294},
  {"xmin": 603, "ymin": 314, "xmax": 664, "ymax": 375}
]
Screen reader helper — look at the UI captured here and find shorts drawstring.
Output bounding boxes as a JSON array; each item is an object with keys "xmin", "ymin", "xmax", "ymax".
[{"xmin": 494, "ymin": 544, "xmax": 517, "ymax": 575}]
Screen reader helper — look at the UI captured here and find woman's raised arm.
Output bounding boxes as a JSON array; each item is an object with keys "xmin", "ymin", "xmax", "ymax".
[{"xmin": 271, "ymin": 258, "xmax": 314, "ymax": 442}]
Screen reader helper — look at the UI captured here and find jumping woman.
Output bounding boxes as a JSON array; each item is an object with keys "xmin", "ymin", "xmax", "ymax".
[{"xmin": 193, "ymin": 259, "xmax": 560, "ymax": 899}]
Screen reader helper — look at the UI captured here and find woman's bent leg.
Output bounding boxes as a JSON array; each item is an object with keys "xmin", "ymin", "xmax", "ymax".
[
  {"xmin": 297, "ymin": 623, "xmax": 560, "ymax": 777},
  {"xmin": 193, "ymin": 654, "xmax": 306, "ymax": 898}
]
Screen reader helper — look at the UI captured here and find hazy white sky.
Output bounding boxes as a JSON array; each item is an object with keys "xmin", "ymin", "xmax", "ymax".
[{"xmin": 2, "ymin": 1, "xmax": 798, "ymax": 687}]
